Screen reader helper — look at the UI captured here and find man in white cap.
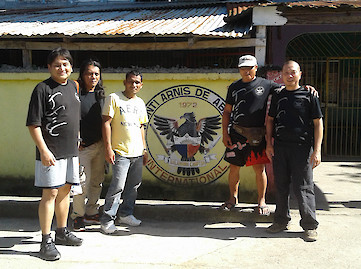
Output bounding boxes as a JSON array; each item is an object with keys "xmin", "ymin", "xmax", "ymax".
[
  {"xmin": 220, "ymin": 55, "xmax": 278, "ymax": 215},
  {"xmin": 221, "ymin": 55, "xmax": 316, "ymax": 215}
]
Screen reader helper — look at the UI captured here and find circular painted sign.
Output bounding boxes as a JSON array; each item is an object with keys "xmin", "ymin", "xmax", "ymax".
[{"xmin": 145, "ymin": 85, "xmax": 229, "ymax": 186}]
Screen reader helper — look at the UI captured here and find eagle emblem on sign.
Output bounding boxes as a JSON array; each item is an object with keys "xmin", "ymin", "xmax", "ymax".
[{"xmin": 150, "ymin": 112, "xmax": 221, "ymax": 176}]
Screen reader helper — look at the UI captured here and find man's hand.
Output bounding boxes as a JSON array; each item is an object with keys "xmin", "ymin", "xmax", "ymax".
[
  {"xmin": 310, "ymin": 149, "xmax": 321, "ymax": 169},
  {"xmin": 222, "ymin": 133, "xmax": 233, "ymax": 149},
  {"xmin": 143, "ymin": 151, "xmax": 148, "ymax": 165},
  {"xmin": 265, "ymin": 144, "xmax": 274, "ymax": 163},
  {"xmin": 105, "ymin": 147, "xmax": 115, "ymax": 165},
  {"xmin": 305, "ymin": 85, "xmax": 319, "ymax": 97},
  {"xmin": 40, "ymin": 148, "xmax": 56, "ymax": 167},
  {"xmin": 28, "ymin": 125, "xmax": 56, "ymax": 167},
  {"xmin": 78, "ymin": 141, "xmax": 86, "ymax": 151}
]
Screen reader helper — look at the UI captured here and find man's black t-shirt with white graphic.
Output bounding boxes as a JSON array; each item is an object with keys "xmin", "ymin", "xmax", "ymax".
[
  {"xmin": 80, "ymin": 91, "xmax": 104, "ymax": 147},
  {"xmin": 225, "ymin": 77, "xmax": 279, "ymax": 127},
  {"xmin": 268, "ymin": 86, "xmax": 323, "ymax": 146},
  {"xmin": 26, "ymin": 78, "xmax": 81, "ymax": 160}
]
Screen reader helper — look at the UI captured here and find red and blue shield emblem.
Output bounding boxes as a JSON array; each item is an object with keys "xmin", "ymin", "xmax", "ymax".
[{"xmin": 174, "ymin": 134, "xmax": 201, "ymax": 159}]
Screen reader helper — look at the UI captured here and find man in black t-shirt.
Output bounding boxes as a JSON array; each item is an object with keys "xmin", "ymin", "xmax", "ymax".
[
  {"xmin": 26, "ymin": 48, "xmax": 83, "ymax": 261},
  {"xmin": 265, "ymin": 61, "xmax": 323, "ymax": 242},
  {"xmin": 220, "ymin": 55, "xmax": 279, "ymax": 215}
]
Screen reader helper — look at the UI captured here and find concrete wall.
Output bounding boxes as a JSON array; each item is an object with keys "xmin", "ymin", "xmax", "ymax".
[{"xmin": 0, "ymin": 72, "xmax": 259, "ymax": 199}]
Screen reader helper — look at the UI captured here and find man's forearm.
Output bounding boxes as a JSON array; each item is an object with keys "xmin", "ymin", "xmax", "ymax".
[
  {"xmin": 222, "ymin": 111, "xmax": 231, "ymax": 135},
  {"xmin": 140, "ymin": 125, "xmax": 146, "ymax": 150},
  {"xmin": 28, "ymin": 125, "xmax": 56, "ymax": 165},
  {"xmin": 102, "ymin": 120, "xmax": 112, "ymax": 151},
  {"xmin": 265, "ymin": 117, "xmax": 274, "ymax": 146},
  {"xmin": 28, "ymin": 125, "xmax": 48, "ymax": 154},
  {"xmin": 313, "ymin": 118, "xmax": 323, "ymax": 152}
]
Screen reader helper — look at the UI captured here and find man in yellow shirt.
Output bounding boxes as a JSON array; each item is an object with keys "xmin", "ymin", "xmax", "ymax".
[{"xmin": 100, "ymin": 70, "xmax": 148, "ymax": 234}]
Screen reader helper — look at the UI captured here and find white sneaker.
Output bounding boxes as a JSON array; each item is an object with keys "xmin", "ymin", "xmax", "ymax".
[
  {"xmin": 304, "ymin": 229, "xmax": 317, "ymax": 242},
  {"xmin": 101, "ymin": 222, "xmax": 118, "ymax": 234},
  {"xmin": 118, "ymin": 215, "xmax": 142, "ymax": 226}
]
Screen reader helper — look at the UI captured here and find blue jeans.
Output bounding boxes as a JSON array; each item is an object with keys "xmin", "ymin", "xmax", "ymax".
[{"xmin": 101, "ymin": 153, "xmax": 143, "ymax": 224}]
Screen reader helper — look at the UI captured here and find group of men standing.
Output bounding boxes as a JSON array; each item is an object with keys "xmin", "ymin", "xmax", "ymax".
[
  {"xmin": 221, "ymin": 55, "xmax": 323, "ymax": 242},
  {"xmin": 26, "ymin": 48, "xmax": 148, "ymax": 261},
  {"xmin": 26, "ymin": 48, "xmax": 323, "ymax": 261}
]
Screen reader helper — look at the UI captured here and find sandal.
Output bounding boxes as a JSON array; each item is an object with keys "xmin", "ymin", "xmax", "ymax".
[
  {"xmin": 257, "ymin": 205, "xmax": 270, "ymax": 216},
  {"xmin": 218, "ymin": 201, "xmax": 236, "ymax": 211}
]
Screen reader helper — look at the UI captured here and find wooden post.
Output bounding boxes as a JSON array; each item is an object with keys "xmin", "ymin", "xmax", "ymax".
[{"xmin": 22, "ymin": 49, "xmax": 32, "ymax": 68}]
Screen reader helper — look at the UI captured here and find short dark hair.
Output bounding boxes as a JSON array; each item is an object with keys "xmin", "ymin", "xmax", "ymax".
[
  {"xmin": 126, "ymin": 70, "xmax": 142, "ymax": 81},
  {"xmin": 47, "ymin": 47, "xmax": 73, "ymax": 66}
]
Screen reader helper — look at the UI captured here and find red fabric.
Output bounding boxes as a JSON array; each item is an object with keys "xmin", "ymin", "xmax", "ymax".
[{"xmin": 246, "ymin": 149, "xmax": 270, "ymax": 166}]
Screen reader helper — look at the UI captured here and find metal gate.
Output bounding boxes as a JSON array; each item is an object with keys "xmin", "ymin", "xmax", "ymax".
[{"xmin": 293, "ymin": 57, "xmax": 361, "ymax": 157}]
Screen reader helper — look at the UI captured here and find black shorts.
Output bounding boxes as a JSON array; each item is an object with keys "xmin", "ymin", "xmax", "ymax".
[{"xmin": 224, "ymin": 127, "xmax": 270, "ymax": 167}]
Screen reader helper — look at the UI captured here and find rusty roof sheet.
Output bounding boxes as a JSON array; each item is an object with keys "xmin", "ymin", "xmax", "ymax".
[
  {"xmin": 0, "ymin": 6, "xmax": 251, "ymax": 38},
  {"xmin": 284, "ymin": 1, "xmax": 361, "ymax": 8},
  {"xmin": 225, "ymin": 0, "xmax": 361, "ymax": 17}
]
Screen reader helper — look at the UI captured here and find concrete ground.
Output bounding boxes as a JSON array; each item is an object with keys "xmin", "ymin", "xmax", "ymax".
[{"xmin": 0, "ymin": 161, "xmax": 360, "ymax": 268}]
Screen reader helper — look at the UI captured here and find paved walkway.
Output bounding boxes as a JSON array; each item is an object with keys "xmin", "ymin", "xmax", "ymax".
[{"xmin": 0, "ymin": 161, "xmax": 360, "ymax": 268}]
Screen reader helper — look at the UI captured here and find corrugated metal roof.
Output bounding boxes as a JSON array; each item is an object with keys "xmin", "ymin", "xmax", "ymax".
[
  {"xmin": 284, "ymin": 0, "xmax": 361, "ymax": 8},
  {"xmin": 0, "ymin": 6, "xmax": 251, "ymax": 38},
  {"xmin": 226, "ymin": 0, "xmax": 361, "ymax": 17}
]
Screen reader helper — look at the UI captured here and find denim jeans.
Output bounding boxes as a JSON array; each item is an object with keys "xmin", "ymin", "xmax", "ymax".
[{"xmin": 101, "ymin": 153, "xmax": 143, "ymax": 224}]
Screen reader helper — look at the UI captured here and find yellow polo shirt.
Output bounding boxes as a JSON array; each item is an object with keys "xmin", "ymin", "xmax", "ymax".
[{"xmin": 103, "ymin": 91, "xmax": 148, "ymax": 157}]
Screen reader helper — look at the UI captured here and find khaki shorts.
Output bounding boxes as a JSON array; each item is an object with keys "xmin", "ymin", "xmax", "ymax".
[{"xmin": 35, "ymin": 156, "xmax": 80, "ymax": 188}]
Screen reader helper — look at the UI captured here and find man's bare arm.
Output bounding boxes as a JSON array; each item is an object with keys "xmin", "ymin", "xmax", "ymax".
[
  {"xmin": 141, "ymin": 124, "xmax": 148, "ymax": 165},
  {"xmin": 222, "ymin": 103, "xmax": 233, "ymax": 148},
  {"xmin": 28, "ymin": 125, "xmax": 56, "ymax": 166},
  {"xmin": 265, "ymin": 116, "xmax": 275, "ymax": 162},
  {"xmin": 102, "ymin": 115, "xmax": 115, "ymax": 165},
  {"xmin": 310, "ymin": 118, "xmax": 323, "ymax": 169}
]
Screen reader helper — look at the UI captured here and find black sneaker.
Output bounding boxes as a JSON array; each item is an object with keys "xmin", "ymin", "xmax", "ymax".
[
  {"xmin": 55, "ymin": 228, "xmax": 83, "ymax": 246},
  {"xmin": 39, "ymin": 237, "xmax": 61, "ymax": 261},
  {"xmin": 73, "ymin": 217, "xmax": 86, "ymax": 232},
  {"xmin": 84, "ymin": 213, "xmax": 101, "ymax": 225}
]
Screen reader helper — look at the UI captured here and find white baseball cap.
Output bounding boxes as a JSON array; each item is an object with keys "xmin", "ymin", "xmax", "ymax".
[{"xmin": 238, "ymin": 55, "xmax": 258, "ymax": 67}]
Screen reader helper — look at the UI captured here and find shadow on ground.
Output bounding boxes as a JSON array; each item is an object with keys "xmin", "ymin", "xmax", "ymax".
[{"xmin": 0, "ymin": 235, "xmax": 39, "ymax": 259}]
